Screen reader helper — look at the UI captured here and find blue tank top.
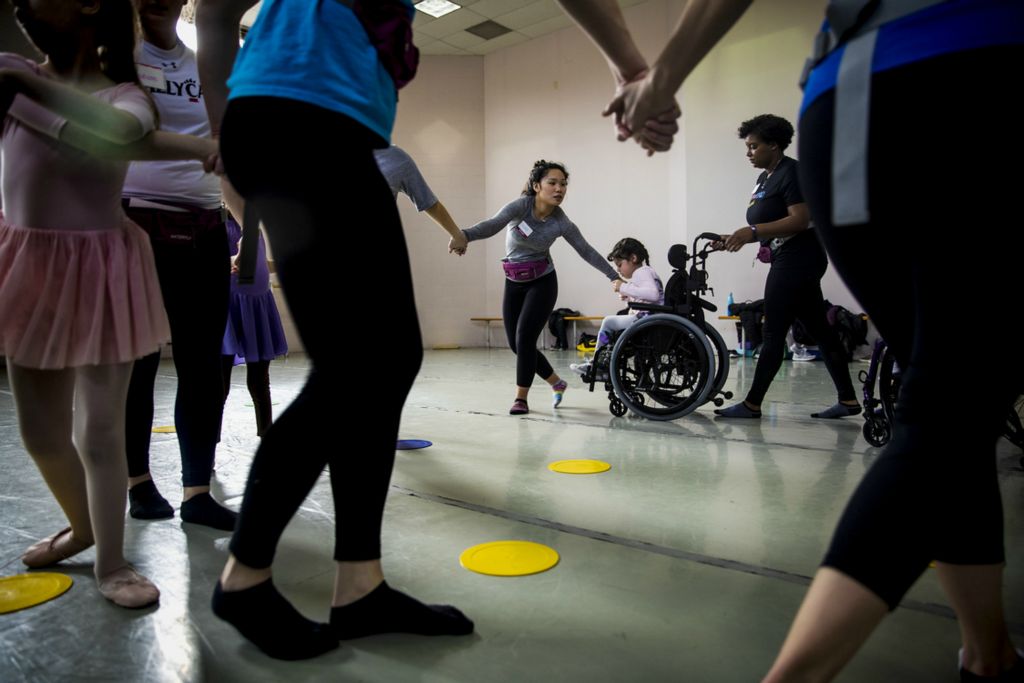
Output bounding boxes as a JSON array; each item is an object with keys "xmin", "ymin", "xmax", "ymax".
[{"xmin": 227, "ymin": 0, "xmax": 411, "ymax": 143}]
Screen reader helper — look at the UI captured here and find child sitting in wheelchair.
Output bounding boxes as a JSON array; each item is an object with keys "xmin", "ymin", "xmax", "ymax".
[{"xmin": 570, "ymin": 238, "xmax": 664, "ymax": 381}]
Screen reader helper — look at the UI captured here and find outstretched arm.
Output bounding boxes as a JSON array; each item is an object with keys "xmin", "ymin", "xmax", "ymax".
[
  {"xmin": 193, "ymin": 1, "xmax": 254, "ymax": 224},
  {"xmin": 0, "ymin": 67, "xmax": 150, "ymax": 144},
  {"xmin": 424, "ymin": 201, "xmax": 468, "ymax": 255},
  {"xmin": 556, "ymin": 0, "xmax": 753, "ymax": 153},
  {"xmin": 194, "ymin": 0, "xmax": 257, "ymax": 135},
  {"xmin": 554, "ymin": 0, "xmax": 648, "ymax": 86}
]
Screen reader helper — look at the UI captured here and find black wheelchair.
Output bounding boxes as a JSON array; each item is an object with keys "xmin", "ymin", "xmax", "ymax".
[
  {"xmin": 859, "ymin": 337, "xmax": 901, "ymax": 447},
  {"xmin": 860, "ymin": 339, "xmax": 1024, "ymax": 465},
  {"xmin": 579, "ymin": 233, "xmax": 733, "ymax": 420}
]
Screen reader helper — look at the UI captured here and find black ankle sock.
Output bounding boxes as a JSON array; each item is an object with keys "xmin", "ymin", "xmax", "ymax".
[
  {"xmin": 811, "ymin": 402, "xmax": 862, "ymax": 419},
  {"xmin": 714, "ymin": 402, "xmax": 762, "ymax": 418},
  {"xmin": 181, "ymin": 492, "xmax": 237, "ymax": 531},
  {"xmin": 212, "ymin": 580, "xmax": 338, "ymax": 660},
  {"xmin": 959, "ymin": 648, "xmax": 1024, "ymax": 682},
  {"xmin": 128, "ymin": 480, "xmax": 174, "ymax": 520},
  {"xmin": 330, "ymin": 581, "xmax": 474, "ymax": 639}
]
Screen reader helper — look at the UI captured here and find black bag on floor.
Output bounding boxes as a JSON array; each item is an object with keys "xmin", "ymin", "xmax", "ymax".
[
  {"xmin": 548, "ymin": 308, "xmax": 580, "ymax": 350},
  {"xmin": 826, "ymin": 302, "xmax": 868, "ymax": 361},
  {"xmin": 577, "ymin": 332, "xmax": 597, "ymax": 350},
  {"xmin": 731, "ymin": 299, "xmax": 765, "ymax": 350}
]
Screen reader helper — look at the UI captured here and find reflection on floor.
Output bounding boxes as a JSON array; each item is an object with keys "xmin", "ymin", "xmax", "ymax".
[{"xmin": 1, "ymin": 350, "xmax": 1020, "ymax": 682}]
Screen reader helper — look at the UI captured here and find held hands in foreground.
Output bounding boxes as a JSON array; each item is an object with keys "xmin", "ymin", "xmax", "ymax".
[
  {"xmin": 448, "ymin": 232, "xmax": 468, "ymax": 256},
  {"xmin": 604, "ymin": 69, "xmax": 681, "ymax": 156}
]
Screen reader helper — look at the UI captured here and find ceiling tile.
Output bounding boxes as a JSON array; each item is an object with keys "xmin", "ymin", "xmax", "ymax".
[
  {"xmin": 493, "ymin": 1, "xmax": 562, "ymax": 30},
  {"xmin": 419, "ymin": 41, "xmax": 473, "ymax": 56},
  {"xmin": 517, "ymin": 12, "xmax": 574, "ymax": 37},
  {"xmin": 415, "ymin": 8, "xmax": 489, "ymax": 38},
  {"xmin": 442, "ymin": 31, "xmax": 488, "ymax": 49},
  {"xmin": 463, "ymin": 0, "xmax": 533, "ymax": 19},
  {"xmin": 466, "ymin": 30, "xmax": 532, "ymax": 55}
]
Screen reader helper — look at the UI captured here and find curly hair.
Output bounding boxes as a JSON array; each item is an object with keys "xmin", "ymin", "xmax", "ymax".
[
  {"xmin": 521, "ymin": 159, "xmax": 569, "ymax": 196},
  {"xmin": 737, "ymin": 114, "xmax": 795, "ymax": 151}
]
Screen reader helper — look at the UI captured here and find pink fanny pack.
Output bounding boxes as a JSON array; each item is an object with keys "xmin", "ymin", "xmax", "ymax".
[{"xmin": 502, "ymin": 258, "xmax": 550, "ymax": 282}]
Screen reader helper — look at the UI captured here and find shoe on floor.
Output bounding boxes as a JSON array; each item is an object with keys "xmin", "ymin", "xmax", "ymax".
[
  {"xmin": 509, "ymin": 398, "xmax": 529, "ymax": 415},
  {"xmin": 98, "ymin": 566, "xmax": 160, "ymax": 608},
  {"xmin": 552, "ymin": 380, "xmax": 568, "ymax": 408},
  {"xmin": 811, "ymin": 403, "xmax": 862, "ymax": 419},
  {"xmin": 569, "ymin": 362, "xmax": 591, "ymax": 376},
  {"xmin": 22, "ymin": 527, "xmax": 93, "ymax": 568},
  {"xmin": 713, "ymin": 402, "xmax": 762, "ymax": 419},
  {"xmin": 129, "ymin": 480, "xmax": 174, "ymax": 520}
]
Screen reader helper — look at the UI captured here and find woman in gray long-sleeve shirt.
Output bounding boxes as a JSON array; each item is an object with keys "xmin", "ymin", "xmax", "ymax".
[{"xmin": 462, "ymin": 160, "xmax": 620, "ymax": 415}]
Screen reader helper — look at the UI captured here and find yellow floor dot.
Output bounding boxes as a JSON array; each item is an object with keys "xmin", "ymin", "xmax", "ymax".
[
  {"xmin": 0, "ymin": 573, "xmax": 73, "ymax": 614},
  {"xmin": 460, "ymin": 541, "xmax": 559, "ymax": 577},
  {"xmin": 548, "ymin": 459, "xmax": 611, "ymax": 474},
  {"xmin": 152, "ymin": 425, "xmax": 176, "ymax": 434}
]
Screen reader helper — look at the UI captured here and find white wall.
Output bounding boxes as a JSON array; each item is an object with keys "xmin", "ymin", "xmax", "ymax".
[
  {"xmin": 482, "ymin": 1, "xmax": 680, "ymax": 330},
  {"xmin": 476, "ymin": 0, "xmax": 861, "ymax": 348},
  {"xmin": 384, "ymin": 0, "xmax": 863, "ymax": 348},
  {"xmin": 680, "ymin": 0, "xmax": 863, "ymax": 336},
  {"xmin": 391, "ymin": 56, "xmax": 488, "ymax": 348}
]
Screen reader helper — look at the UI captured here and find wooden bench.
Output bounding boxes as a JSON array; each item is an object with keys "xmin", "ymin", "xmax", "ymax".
[
  {"xmin": 470, "ymin": 315, "xmax": 603, "ymax": 349},
  {"xmin": 719, "ymin": 313, "xmax": 869, "ymax": 358},
  {"xmin": 563, "ymin": 316, "xmax": 605, "ymax": 348},
  {"xmin": 470, "ymin": 317, "xmax": 503, "ymax": 348}
]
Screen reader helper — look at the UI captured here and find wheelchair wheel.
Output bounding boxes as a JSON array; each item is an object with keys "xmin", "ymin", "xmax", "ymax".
[
  {"xmin": 609, "ymin": 314, "xmax": 715, "ymax": 421},
  {"xmin": 702, "ymin": 324, "xmax": 732, "ymax": 402},
  {"xmin": 878, "ymin": 346, "xmax": 900, "ymax": 424},
  {"xmin": 862, "ymin": 418, "xmax": 890, "ymax": 447},
  {"xmin": 609, "ymin": 397, "xmax": 627, "ymax": 417}
]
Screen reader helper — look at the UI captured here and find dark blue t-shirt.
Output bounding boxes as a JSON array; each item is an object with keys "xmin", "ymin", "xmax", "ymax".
[{"xmin": 746, "ymin": 156, "xmax": 824, "ymax": 270}]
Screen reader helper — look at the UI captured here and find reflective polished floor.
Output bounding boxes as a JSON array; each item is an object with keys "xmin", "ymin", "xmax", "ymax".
[{"xmin": 1, "ymin": 349, "xmax": 1021, "ymax": 682}]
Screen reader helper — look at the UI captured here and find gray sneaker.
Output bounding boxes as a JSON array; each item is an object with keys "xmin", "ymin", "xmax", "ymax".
[{"xmin": 569, "ymin": 362, "xmax": 591, "ymax": 376}]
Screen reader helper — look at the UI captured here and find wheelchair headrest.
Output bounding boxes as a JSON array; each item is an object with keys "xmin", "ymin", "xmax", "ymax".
[{"xmin": 667, "ymin": 244, "xmax": 688, "ymax": 270}]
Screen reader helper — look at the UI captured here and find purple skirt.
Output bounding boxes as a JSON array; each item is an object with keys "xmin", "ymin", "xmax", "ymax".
[{"xmin": 222, "ymin": 289, "xmax": 288, "ymax": 364}]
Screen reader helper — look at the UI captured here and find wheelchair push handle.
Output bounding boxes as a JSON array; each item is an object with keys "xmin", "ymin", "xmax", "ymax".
[{"xmin": 693, "ymin": 232, "xmax": 726, "ymax": 258}]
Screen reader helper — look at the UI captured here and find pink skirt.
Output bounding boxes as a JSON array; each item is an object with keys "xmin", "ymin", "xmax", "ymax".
[{"xmin": 0, "ymin": 213, "xmax": 171, "ymax": 369}]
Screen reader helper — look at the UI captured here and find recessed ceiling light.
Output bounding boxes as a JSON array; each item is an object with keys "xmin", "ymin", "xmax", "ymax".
[
  {"xmin": 415, "ymin": 1, "xmax": 461, "ymax": 19},
  {"xmin": 465, "ymin": 20, "xmax": 511, "ymax": 40}
]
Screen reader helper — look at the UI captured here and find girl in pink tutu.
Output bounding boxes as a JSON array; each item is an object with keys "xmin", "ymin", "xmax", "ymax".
[{"xmin": 1, "ymin": 0, "xmax": 216, "ymax": 607}]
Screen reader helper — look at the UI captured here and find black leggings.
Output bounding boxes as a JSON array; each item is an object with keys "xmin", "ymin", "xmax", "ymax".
[
  {"xmin": 746, "ymin": 258, "xmax": 857, "ymax": 406},
  {"xmin": 125, "ymin": 209, "xmax": 230, "ymax": 487},
  {"xmin": 221, "ymin": 357, "xmax": 272, "ymax": 437},
  {"xmin": 799, "ymin": 46, "xmax": 1022, "ymax": 608},
  {"xmin": 221, "ymin": 97, "xmax": 421, "ymax": 566},
  {"xmin": 503, "ymin": 271, "xmax": 558, "ymax": 388}
]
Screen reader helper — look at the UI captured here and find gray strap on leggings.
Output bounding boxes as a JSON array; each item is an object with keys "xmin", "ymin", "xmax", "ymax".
[
  {"xmin": 831, "ymin": 29, "xmax": 877, "ymax": 227},
  {"xmin": 823, "ymin": 0, "xmax": 947, "ymax": 226}
]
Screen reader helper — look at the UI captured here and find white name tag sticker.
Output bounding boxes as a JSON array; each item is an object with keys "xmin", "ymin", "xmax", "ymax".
[
  {"xmin": 136, "ymin": 63, "xmax": 166, "ymax": 90},
  {"xmin": 517, "ymin": 221, "xmax": 534, "ymax": 237}
]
